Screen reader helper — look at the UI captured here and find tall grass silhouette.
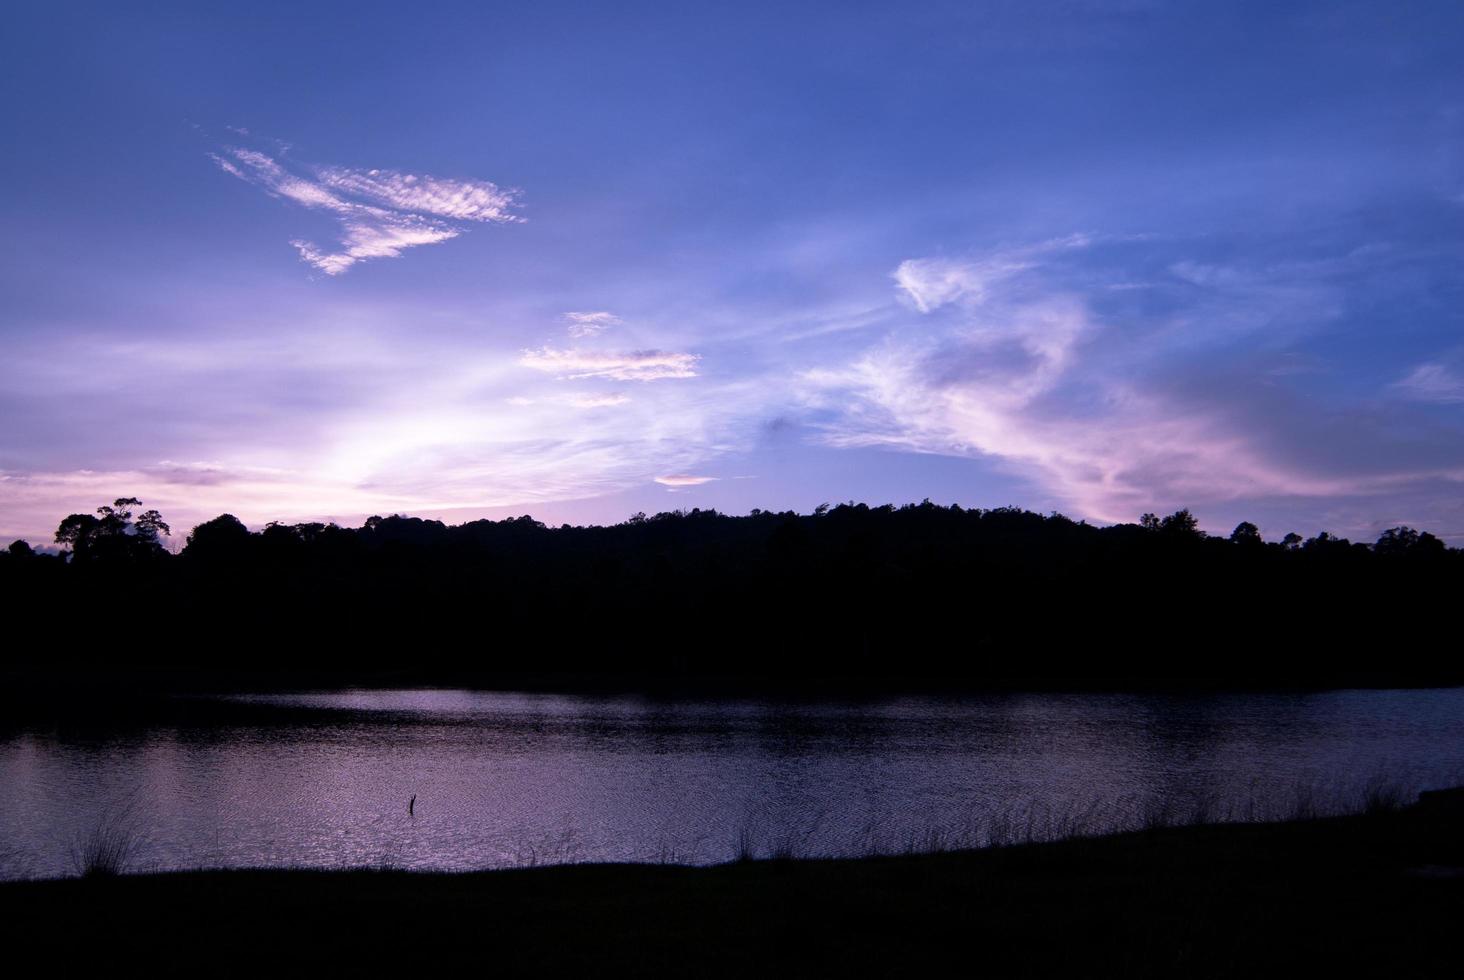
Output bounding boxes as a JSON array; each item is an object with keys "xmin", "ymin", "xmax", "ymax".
[{"xmin": 70, "ymin": 801, "xmax": 145, "ymax": 878}]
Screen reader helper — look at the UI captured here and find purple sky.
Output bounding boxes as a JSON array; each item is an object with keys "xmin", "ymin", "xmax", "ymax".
[{"xmin": 3, "ymin": 1, "xmax": 1464, "ymax": 546}]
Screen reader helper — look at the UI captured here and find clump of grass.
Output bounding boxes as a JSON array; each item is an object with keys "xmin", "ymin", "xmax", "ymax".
[
  {"xmin": 1360, "ymin": 778, "xmax": 1408, "ymax": 817},
  {"xmin": 765, "ymin": 832, "xmax": 803, "ymax": 861},
  {"xmin": 983, "ymin": 805, "xmax": 1022, "ymax": 849},
  {"xmin": 70, "ymin": 808, "xmax": 143, "ymax": 879},
  {"xmin": 734, "ymin": 824, "xmax": 756, "ymax": 863},
  {"xmin": 374, "ymin": 839, "xmax": 404, "ymax": 872},
  {"xmin": 1286, "ymin": 782, "xmax": 1321, "ymax": 822},
  {"xmin": 513, "ymin": 826, "xmax": 582, "ymax": 868},
  {"xmin": 655, "ymin": 841, "xmax": 692, "ymax": 866}
]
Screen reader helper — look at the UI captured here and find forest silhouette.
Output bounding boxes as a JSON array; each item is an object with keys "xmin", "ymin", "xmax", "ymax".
[{"xmin": 3, "ymin": 498, "xmax": 1458, "ymax": 689}]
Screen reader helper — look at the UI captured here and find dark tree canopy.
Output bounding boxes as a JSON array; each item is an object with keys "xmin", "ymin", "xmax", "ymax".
[
  {"xmin": 1159, "ymin": 509, "xmax": 1201, "ymax": 538},
  {"xmin": 1374, "ymin": 526, "xmax": 1444, "ymax": 558},
  {"xmin": 183, "ymin": 514, "xmax": 252, "ymax": 564},
  {"xmin": 53, "ymin": 497, "xmax": 171, "ymax": 564},
  {"xmin": 1230, "ymin": 522, "xmax": 1262, "ymax": 546},
  {"xmin": 4, "ymin": 499, "xmax": 1460, "ymax": 689}
]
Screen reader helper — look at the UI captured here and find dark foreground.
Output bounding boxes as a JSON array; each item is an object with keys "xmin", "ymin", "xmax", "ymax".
[{"xmin": 4, "ymin": 801, "xmax": 1462, "ymax": 977}]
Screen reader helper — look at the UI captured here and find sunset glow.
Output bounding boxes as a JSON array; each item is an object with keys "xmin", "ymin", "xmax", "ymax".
[{"xmin": 3, "ymin": 2, "xmax": 1463, "ymax": 545}]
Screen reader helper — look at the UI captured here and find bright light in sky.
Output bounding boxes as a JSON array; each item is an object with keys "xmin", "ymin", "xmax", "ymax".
[{"xmin": 3, "ymin": 1, "xmax": 1464, "ymax": 545}]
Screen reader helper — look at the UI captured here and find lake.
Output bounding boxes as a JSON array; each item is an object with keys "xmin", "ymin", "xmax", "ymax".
[{"xmin": 3, "ymin": 687, "xmax": 1463, "ymax": 880}]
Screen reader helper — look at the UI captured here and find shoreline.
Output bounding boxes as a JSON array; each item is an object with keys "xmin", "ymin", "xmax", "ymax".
[
  {"xmin": 8, "ymin": 664, "xmax": 1463, "ymax": 698},
  {"xmin": 6, "ymin": 800, "xmax": 1462, "ymax": 975}
]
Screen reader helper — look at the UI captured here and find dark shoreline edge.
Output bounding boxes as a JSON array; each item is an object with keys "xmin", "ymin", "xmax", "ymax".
[
  {"xmin": 9, "ymin": 664, "xmax": 1464, "ymax": 696},
  {"xmin": 6, "ymin": 666, "xmax": 1462, "ymax": 729},
  {"xmin": 5, "ymin": 801, "xmax": 1462, "ymax": 976}
]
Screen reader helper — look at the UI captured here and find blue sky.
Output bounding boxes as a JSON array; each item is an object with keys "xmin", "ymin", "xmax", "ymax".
[{"xmin": 3, "ymin": 0, "xmax": 1464, "ymax": 545}]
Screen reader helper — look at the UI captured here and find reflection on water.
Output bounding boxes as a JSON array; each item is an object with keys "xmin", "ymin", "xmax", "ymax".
[{"xmin": 2, "ymin": 687, "xmax": 1463, "ymax": 879}]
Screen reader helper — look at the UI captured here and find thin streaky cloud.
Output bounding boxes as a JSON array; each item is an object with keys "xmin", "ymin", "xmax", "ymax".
[
  {"xmin": 208, "ymin": 153, "xmax": 246, "ymax": 181},
  {"xmin": 317, "ymin": 167, "xmax": 521, "ymax": 223},
  {"xmin": 1394, "ymin": 363, "xmax": 1464, "ymax": 404},
  {"xmin": 519, "ymin": 347, "xmax": 700, "ymax": 381},
  {"xmin": 562, "ymin": 311, "xmax": 622, "ymax": 338},
  {"xmin": 565, "ymin": 392, "xmax": 632, "ymax": 408},
  {"xmin": 894, "ymin": 256, "xmax": 1028, "ymax": 312},
  {"xmin": 210, "ymin": 143, "xmax": 520, "ymax": 274},
  {"xmin": 892, "ymin": 235, "xmax": 1091, "ymax": 313},
  {"xmin": 509, "ymin": 392, "xmax": 634, "ymax": 408},
  {"xmin": 292, "ymin": 222, "xmax": 459, "ymax": 276},
  {"xmin": 654, "ymin": 474, "xmax": 717, "ymax": 486}
]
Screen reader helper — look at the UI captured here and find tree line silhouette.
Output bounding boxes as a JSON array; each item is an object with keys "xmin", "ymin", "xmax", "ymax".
[{"xmin": 3, "ymin": 498, "xmax": 1458, "ymax": 688}]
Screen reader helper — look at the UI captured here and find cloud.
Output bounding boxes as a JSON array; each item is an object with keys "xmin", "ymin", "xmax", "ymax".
[
  {"xmin": 893, "ymin": 256, "xmax": 1028, "ymax": 312},
  {"xmin": 210, "ymin": 145, "xmax": 520, "ymax": 274},
  {"xmin": 562, "ymin": 311, "xmax": 622, "ymax": 338},
  {"xmin": 1394, "ymin": 363, "xmax": 1464, "ymax": 404},
  {"xmin": 291, "ymin": 222, "xmax": 459, "ymax": 276},
  {"xmin": 804, "ymin": 240, "xmax": 1464, "ymax": 526},
  {"xmin": 805, "ymin": 345, "xmax": 1358, "ymax": 523},
  {"xmin": 893, "ymin": 236, "xmax": 1090, "ymax": 313},
  {"xmin": 208, "ymin": 152, "xmax": 247, "ymax": 181},
  {"xmin": 316, "ymin": 167, "xmax": 520, "ymax": 223},
  {"xmin": 1169, "ymin": 260, "xmax": 1242, "ymax": 287},
  {"xmin": 508, "ymin": 392, "xmax": 634, "ymax": 408},
  {"xmin": 565, "ymin": 392, "xmax": 632, "ymax": 408},
  {"xmin": 519, "ymin": 347, "xmax": 700, "ymax": 381},
  {"xmin": 145, "ymin": 460, "xmax": 289, "ymax": 487},
  {"xmin": 654, "ymin": 474, "xmax": 717, "ymax": 486},
  {"xmin": 0, "ymin": 309, "xmax": 776, "ymax": 548}
]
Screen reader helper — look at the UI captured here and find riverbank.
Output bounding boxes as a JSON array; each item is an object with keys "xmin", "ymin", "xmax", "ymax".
[
  {"xmin": 4, "ymin": 797, "xmax": 1461, "ymax": 976},
  {"xmin": 7, "ymin": 665, "xmax": 1462, "ymax": 717}
]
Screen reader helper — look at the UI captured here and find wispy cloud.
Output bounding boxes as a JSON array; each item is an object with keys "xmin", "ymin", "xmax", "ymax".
[
  {"xmin": 210, "ymin": 144, "xmax": 520, "ymax": 274},
  {"xmin": 291, "ymin": 224, "xmax": 460, "ymax": 276},
  {"xmin": 893, "ymin": 255, "xmax": 1029, "ymax": 312},
  {"xmin": 1394, "ymin": 363, "xmax": 1464, "ymax": 404},
  {"xmin": 893, "ymin": 235, "xmax": 1090, "ymax": 313},
  {"xmin": 317, "ymin": 167, "xmax": 519, "ymax": 223},
  {"xmin": 562, "ymin": 311, "xmax": 622, "ymax": 338},
  {"xmin": 519, "ymin": 347, "xmax": 700, "ymax": 381},
  {"xmin": 654, "ymin": 474, "xmax": 717, "ymax": 486},
  {"xmin": 804, "ymin": 344, "xmax": 1357, "ymax": 523},
  {"xmin": 507, "ymin": 392, "xmax": 633, "ymax": 408},
  {"xmin": 805, "ymin": 239, "xmax": 1464, "ymax": 525},
  {"xmin": 565, "ymin": 392, "xmax": 632, "ymax": 408}
]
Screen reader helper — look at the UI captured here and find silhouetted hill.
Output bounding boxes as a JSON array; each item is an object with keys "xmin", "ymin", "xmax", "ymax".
[{"xmin": 3, "ymin": 500, "xmax": 1460, "ymax": 689}]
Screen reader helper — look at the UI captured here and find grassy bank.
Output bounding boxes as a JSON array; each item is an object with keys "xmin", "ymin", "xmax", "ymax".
[{"xmin": 4, "ymin": 798, "xmax": 1462, "ymax": 976}]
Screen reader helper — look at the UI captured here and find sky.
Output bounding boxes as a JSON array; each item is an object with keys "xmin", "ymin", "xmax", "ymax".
[{"xmin": 3, "ymin": 0, "xmax": 1464, "ymax": 547}]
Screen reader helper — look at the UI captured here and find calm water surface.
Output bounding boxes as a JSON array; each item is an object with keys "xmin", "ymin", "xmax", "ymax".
[{"xmin": 3, "ymin": 687, "xmax": 1463, "ymax": 879}]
